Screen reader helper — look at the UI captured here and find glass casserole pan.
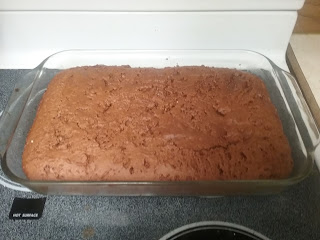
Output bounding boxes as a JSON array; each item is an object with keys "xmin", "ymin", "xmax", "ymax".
[{"xmin": 0, "ymin": 50, "xmax": 319, "ymax": 196}]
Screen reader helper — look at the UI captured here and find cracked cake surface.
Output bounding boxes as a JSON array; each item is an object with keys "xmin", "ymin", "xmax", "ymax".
[{"xmin": 22, "ymin": 65, "xmax": 293, "ymax": 181}]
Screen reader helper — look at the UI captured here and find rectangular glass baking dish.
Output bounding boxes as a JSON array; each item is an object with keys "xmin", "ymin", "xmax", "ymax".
[{"xmin": 0, "ymin": 50, "xmax": 319, "ymax": 196}]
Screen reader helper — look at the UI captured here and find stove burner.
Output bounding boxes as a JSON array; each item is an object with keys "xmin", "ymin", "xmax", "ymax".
[{"xmin": 159, "ymin": 221, "xmax": 270, "ymax": 240}]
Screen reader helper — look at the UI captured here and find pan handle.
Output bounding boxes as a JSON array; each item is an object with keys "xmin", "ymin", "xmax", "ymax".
[
  {"xmin": 0, "ymin": 70, "xmax": 38, "ymax": 192},
  {"xmin": 275, "ymin": 68, "xmax": 320, "ymax": 168}
]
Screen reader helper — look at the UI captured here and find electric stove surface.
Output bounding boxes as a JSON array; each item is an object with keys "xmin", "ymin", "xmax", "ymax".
[{"xmin": 1, "ymin": 70, "xmax": 320, "ymax": 240}]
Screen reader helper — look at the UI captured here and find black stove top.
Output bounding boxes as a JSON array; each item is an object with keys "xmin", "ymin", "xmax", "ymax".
[{"xmin": 1, "ymin": 70, "xmax": 320, "ymax": 240}]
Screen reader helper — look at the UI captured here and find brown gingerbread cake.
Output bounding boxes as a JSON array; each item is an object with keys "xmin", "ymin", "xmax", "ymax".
[{"xmin": 22, "ymin": 65, "xmax": 293, "ymax": 181}]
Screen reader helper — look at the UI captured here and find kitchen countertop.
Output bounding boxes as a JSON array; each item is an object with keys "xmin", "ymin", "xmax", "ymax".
[
  {"xmin": 0, "ymin": 70, "xmax": 320, "ymax": 240},
  {"xmin": 294, "ymin": 0, "xmax": 320, "ymax": 33},
  {"xmin": 290, "ymin": 34, "xmax": 320, "ymax": 110}
]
